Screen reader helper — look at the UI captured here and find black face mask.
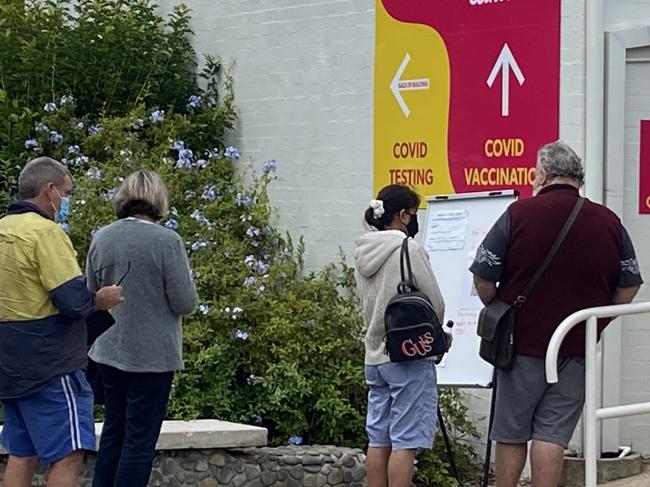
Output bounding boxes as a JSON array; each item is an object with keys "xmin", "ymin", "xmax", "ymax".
[{"xmin": 406, "ymin": 213, "xmax": 419, "ymax": 238}]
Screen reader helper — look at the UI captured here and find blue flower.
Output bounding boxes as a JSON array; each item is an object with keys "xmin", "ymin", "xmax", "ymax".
[
  {"xmin": 50, "ymin": 131, "xmax": 63, "ymax": 144},
  {"xmin": 284, "ymin": 248, "xmax": 293, "ymax": 258},
  {"xmin": 206, "ymin": 148, "xmax": 219, "ymax": 159},
  {"xmin": 261, "ymin": 159, "xmax": 277, "ymax": 174},
  {"xmin": 88, "ymin": 125, "xmax": 102, "ymax": 135},
  {"xmin": 235, "ymin": 329, "xmax": 249, "ymax": 340},
  {"xmin": 187, "ymin": 95, "xmax": 203, "ymax": 109},
  {"xmin": 44, "ymin": 102, "xmax": 57, "ymax": 112},
  {"xmin": 149, "ymin": 110, "xmax": 165, "ymax": 123},
  {"xmin": 246, "ymin": 374, "xmax": 256, "ymax": 385},
  {"xmin": 199, "ymin": 304, "xmax": 209, "ymax": 315},
  {"xmin": 75, "ymin": 155, "xmax": 90, "ymax": 165},
  {"xmin": 256, "ymin": 261, "xmax": 269, "ymax": 275},
  {"xmin": 131, "ymin": 118, "xmax": 144, "ymax": 130},
  {"xmin": 105, "ymin": 188, "xmax": 118, "ymax": 200},
  {"xmin": 185, "ymin": 190, "xmax": 196, "ymax": 200},
  {"xmin": 207, "ymin": 96, "xmax": 218, "ymax": 107},
  {"xmin": 288, "ymin": 436, "xmax": 303, "ymax": 446},
  {"xmin": 191, "ymin": 209, "xmax": 212, "ymax": 227},
  {"xmin": 202, "ymin": 184, "xmax": 217, "ymax": 201},
  {"xmin": 225, "ymin": 146, "xmax": 240, "ymax": 160},
  {"xmin": 191, "ymin": 241, "xmax": 208, "ymax": 251},
  {"xmin": 172, "ymin": 140, "xmax": 185, "ymax": 151},
  {"xmin": 244, "ymin": 255, "xmax": 256, "ymax": 268},
  {"xmin": 164, "ymin": 219, "xmax": 179, "ymax": 231},
  {"xmin": 68, "ymin": 145, "xmax": 81, "ymax": 155},
  {"xmin": 24, "ymin": 139, "xmax": 39, "ymax": 150},
  {"xmin": 170, "ymin": 207, "xmax": 179, "ymax": 216},
  {"xmin": 150, "ymin": 109, "xmax": 165, "ymax": 123},
  {"xmin": 243, "ymin": 276, "xmax": 256, "ymax": 287},
  {"xmin": 176, "ymin": 148, "xmax": 193, "ymax": 168},
  {"xmin": 60, "ymin": 95, "xmax": 74, "ymax": 106},
  {"xmin": 76, "ymin": 122, "xmax": 85, "ymax": 130},
  {"xmin": 35, "ymin": 122, "xmax": 50, "ymax": 133},
  {"xmin": 246, "ymin": 226, "xmax": 260, "ymax": 239},
  {"xmin": 196, "ymin": 159, "xmax": 207, "ymax": 169},
  {"xmin": 254, "ymin": 415, "xmax": 263, "ymax": 425},
  {"xmin": 86, "ymin": 167, "xmax": 102, "ymax": 180},
  {"xmin": 236, "ymin": 193, "xmax": 253, "ymax": 208}
]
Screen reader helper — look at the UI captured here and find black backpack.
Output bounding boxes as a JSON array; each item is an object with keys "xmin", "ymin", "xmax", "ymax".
[{"xmin": 384, "ymin": 238, "xmax": 447, "ymax": 362}]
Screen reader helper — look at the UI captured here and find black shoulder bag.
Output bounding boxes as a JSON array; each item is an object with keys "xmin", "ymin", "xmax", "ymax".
[
  {"xmin": 477, "ymin": 197, "xmax": 584, "ymax": 370},
  {"xmin": 384, "ymin": 238, "xmax": 448, "ymax": 362}
]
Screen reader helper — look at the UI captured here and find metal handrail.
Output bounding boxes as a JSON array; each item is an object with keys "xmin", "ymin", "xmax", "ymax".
[{"xmin": 545, "ymin": 301, "xmax": 650, "ymax": 487}]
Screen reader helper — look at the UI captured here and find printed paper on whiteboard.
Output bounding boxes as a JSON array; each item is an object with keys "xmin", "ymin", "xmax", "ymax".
[
  {"xmin": 460, "ymin": 251, "xmax": 483, "ymax": 310},
  {"xmin": 425, "ymin": 209, "xmax": 468, "ymax": 251}
]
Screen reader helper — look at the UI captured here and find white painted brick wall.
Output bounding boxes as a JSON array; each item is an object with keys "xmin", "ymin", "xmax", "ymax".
[
  {"xmin": 158, "ymin": 0, "xmax": 375, "ymax": 271},
  {"xmin": 606, "ymin": 0, "xmax": 650, "ymax": 31}
]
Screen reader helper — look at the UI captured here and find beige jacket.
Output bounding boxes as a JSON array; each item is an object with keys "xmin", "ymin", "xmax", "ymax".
[{"xmin": 354, "ymin": 230, "xmax": 445, "ymax": 365}]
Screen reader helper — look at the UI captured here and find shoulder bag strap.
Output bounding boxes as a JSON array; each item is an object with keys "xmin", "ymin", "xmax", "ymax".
[{"xmin": 514, "ymin": 196, "xmax": 584, "ymax": 307}]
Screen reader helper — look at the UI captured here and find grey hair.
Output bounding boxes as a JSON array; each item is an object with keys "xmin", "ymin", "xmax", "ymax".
[
  {"xmin": 537, "ymin": 140, "xmax": 585, "ymax": 184},
  {"xmin": 18, "ymin": 157, "xmax": 72, "ymax": 200}
]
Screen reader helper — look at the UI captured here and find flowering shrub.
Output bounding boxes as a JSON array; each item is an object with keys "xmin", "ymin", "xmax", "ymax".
[{"xmin": 0, "ymin": 0, "xmax": 480, "ymax": 482}]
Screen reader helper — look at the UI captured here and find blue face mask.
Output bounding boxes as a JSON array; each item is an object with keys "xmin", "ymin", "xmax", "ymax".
[{"xmin": 53, "ymin": 187, "xmax": 70, "ymax": 224}]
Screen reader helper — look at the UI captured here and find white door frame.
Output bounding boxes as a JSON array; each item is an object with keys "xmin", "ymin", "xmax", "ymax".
[{"xmin": 602, "ymin": 25, "xmax": 650, "ymax": 454}]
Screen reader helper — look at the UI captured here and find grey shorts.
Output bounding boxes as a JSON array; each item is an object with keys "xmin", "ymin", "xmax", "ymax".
[{"xmin": 491, "ymin": 355, "xmax": 585, "ymax": 448}]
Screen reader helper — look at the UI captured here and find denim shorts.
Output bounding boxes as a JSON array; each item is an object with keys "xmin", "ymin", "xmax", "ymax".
[
  {"xmin": 0, "ymin": 370, "xmax": 96, "ymax": 464},
  {"xmin": 365, "ymin": 360, "xmax": 438, "ymax": 450}
]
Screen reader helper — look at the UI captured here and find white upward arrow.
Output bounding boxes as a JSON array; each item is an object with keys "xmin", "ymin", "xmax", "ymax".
[
  {"xmin": 390, "ymin": 53, "xmax": 430, "ymax": 118},
  {"xmin": 486, "ymin": 43, "xmax": 525, "ymax": 117}
]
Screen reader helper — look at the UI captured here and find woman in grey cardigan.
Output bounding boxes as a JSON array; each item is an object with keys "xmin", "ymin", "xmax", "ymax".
[{"xmin": 86, "ymin": 170, "xmax": 198, "ymax": 487}]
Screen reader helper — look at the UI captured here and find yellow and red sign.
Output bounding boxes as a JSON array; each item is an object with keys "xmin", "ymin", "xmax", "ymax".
[
  {"xmin": 374, "ymin": 0, "xmax": 561, "ymax": 205},
  {"xmin": 640, "ymin": 120, "xmax": 650, "ymax": 215}
]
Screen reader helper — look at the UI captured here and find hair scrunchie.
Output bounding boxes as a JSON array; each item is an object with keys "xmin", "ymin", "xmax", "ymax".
[{"xmin": 369, "ymin": 199, "xmax": 385, "ymax": 219}]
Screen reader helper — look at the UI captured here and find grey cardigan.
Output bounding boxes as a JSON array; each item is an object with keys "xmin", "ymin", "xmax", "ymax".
[{"xmin": 86, "ymin": 218, "xmax": 198, "ymax": 372}]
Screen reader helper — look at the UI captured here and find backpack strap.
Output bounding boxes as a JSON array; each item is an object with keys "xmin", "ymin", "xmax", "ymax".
[{"xmin": 398, "ymin": 237, "xmax": 418, "ymax": 294}]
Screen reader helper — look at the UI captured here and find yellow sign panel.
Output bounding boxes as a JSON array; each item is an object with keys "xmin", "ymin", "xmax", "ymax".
[{"xmin": 373, "ymin": 0, "xmax": 453, "ymax": 206}]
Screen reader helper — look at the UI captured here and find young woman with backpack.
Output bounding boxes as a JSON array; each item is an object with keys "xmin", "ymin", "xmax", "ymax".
[{"xmin": 354, "ymin": 184, "xmax": 446, "ymax": 487}]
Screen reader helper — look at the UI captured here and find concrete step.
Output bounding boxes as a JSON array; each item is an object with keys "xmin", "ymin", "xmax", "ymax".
[{"xmin": 598, "ymin": 470, "xmax": 650, "ymax": 486}]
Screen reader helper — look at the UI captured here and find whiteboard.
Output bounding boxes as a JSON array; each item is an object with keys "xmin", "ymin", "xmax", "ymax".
[{"xmin": 420, "ymin": 190, "xmax": 518, "ymax": 387}]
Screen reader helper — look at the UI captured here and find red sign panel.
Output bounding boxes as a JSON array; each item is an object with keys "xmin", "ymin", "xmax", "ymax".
[
  {"xmin": 640, "ymin": 120, "xmax": 650, "ymax": 215},
  {"xmin": 374, "ymin": 0, "xmax": 561, "ymax": 199}
]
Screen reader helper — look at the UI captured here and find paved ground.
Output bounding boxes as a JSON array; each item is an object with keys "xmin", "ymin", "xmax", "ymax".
[{"xmin": 472, "ymin": 470, "xmax": 650, "ymax": 486}]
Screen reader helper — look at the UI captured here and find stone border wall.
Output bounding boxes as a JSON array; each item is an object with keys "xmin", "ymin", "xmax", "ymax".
[{"xmin": 0, "ymin": 445, "xmax": 367, "ymax": 487}]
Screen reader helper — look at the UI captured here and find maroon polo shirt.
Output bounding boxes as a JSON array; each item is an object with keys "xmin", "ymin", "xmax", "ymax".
[{"xmin": 470, "ymin": 184, "xmax": 643, "ymax": 357}]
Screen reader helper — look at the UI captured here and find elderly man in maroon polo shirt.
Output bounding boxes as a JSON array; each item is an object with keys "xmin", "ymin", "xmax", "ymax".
[{"xmin": 470, "ymin": 140, "xmax": 643, "ymax": 487}]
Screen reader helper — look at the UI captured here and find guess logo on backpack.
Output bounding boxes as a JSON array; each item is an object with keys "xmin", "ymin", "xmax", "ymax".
[
  {"xmin": 384, "ymin": 238, "xmax": 448, "ymax": 363},
  {"xmin": 400, "ymin": 331, "xmax": 434, "ymax": 358}
]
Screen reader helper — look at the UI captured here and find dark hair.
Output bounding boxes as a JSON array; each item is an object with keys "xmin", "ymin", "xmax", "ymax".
[
  {"xmin": 116, "ymin": 199, "xmax": 162, "ymax": 221},
  {"xmin": 364, "ymin": 184, "xmax": 421, "ymax": 230}
]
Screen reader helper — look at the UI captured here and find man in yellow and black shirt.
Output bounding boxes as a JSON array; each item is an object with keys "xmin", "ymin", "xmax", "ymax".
[{"xmin": 0, "ymin": 157, "xmax": 123, "ymax": 487}]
